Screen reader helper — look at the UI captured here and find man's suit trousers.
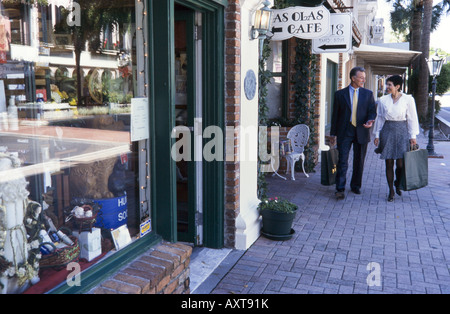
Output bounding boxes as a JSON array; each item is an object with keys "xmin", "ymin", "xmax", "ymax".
[{"xmin": 336, "ymin": 123, "xmax": 368, "ymax": 192}]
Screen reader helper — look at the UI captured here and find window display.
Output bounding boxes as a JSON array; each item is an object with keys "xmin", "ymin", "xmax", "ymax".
[{"xmin": 0, "ymin": 0, "xmax": 150, "ymax": 294}]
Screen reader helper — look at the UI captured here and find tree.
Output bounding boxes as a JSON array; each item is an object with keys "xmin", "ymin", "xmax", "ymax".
[
  {"xmin": 434, "ymin": 62, "xmax": 450, "ymax": 95},
  {"xmin": 387, "ymin": 0, "xmax": 450, "ymax": 121},
  {"xmin": 55, "ymin": 0, "xmax": 133, "ymax": 106}
]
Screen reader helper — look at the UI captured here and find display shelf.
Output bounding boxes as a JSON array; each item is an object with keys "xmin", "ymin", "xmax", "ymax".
[{"xmin": 17, "ymin": 102, "xmax": 75, "ymax": 120}]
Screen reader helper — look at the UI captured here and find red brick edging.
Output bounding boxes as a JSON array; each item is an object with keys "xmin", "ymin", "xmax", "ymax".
[{"xmin": 90, "ymin": 242, "xmax": 192, "ymax": 294}]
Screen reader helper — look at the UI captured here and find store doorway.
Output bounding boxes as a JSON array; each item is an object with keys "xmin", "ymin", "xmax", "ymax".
[
  {"xmin": 152, "ymin": 0, "xmax": 224, "ymax": 248},
  {"xmin": 174, "ymin": 6, "xmax": 201, "ymax": 244}
]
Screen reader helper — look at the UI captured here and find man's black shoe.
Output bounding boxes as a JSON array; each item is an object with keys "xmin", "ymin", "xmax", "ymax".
[
  {"xmin": 351, "ymin": 188, "xmax": 361, "ymax": 195},
  {"xmin": 335, "ymin": 191, "xmax": 345, "ymax": 200}
]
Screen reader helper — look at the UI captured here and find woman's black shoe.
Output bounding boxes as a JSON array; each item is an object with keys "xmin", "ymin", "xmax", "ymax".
[
  {"xmin": 388, "ymin": 191, "xmax": 395, "ymax": 202},
  {"xmin": 394, "ymin": 180, "xmax": 402, "ymax": 196}
]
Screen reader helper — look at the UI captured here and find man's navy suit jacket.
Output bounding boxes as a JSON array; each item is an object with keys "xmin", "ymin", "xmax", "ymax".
[{"xmin": 330, "ymin": 86, "xmax": 377, "ymax": 145}]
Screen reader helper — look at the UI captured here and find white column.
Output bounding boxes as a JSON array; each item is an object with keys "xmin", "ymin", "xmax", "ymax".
[{"xmin": 235, "ymin": 0, "xmax": 273, "ymax": 250}]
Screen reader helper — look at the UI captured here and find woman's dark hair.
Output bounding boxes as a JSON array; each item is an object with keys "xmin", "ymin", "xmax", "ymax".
[{"xmin": 387, "ymin": 75, "xmax": 403, "ymax": 91}]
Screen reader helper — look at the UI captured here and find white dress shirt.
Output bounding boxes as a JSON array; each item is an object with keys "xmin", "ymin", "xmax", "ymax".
[{"xmin": 373, "ymin": 93, "xmax": 420, "ymax": 139}]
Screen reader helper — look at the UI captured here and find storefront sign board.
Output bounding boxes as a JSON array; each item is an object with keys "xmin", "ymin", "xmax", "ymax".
[
  {"xmin": 131, "ymin": 97, "xmax": 150, "ymax": 142},
  {"xmin": 270, "ymin": 5, "xmax": 331, "ymax": 41},
  {"xmin": 312, "ymin": 13, "xmax": 352, "ymax": 54}
]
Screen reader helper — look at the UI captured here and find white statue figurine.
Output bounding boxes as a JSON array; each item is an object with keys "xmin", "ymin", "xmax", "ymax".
[{"xmin": 0, "ymin": 153, "xmax": 37, "ymax": 294}]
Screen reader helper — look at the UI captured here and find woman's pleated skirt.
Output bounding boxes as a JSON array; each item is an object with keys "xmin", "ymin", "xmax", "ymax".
[{"xmin": 376, "ymin": 120, "xmax": 409, "ymax": 160}]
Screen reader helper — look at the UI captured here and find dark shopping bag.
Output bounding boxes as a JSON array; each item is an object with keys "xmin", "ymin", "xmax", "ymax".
[
  {"xmin": 399, "ymin": 148, "xmax": 428, "ymax": 191},
  {"xmin": 321, "ymin": 148, "xmax": 339, "ymax": 186}
]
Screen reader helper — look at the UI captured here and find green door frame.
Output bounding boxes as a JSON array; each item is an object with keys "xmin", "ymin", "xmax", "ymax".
[
  {"xmin": 150, "ymin": 0, "xmax": 225, "ymax": 248},
  {"xmin": 150, "ymin": 0, "xmax": 177, "ymax": 242}
]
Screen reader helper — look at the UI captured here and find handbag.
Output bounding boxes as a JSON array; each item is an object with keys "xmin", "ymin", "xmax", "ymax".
[
  {"xmin": 321, "ymin": 148, "xmax": 339, "ymax": 186},
  {"xmin": 399, "ymin": 145, "xmax": 428, "ymax": 191}
]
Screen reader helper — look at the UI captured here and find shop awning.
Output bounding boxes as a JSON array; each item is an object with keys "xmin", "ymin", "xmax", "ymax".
[{"xmin": 353, "ymin": 44, "xmax": 422, "ymax": 76}]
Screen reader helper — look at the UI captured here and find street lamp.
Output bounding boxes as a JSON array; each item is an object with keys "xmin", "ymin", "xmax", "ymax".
[
  {"xmin": 251, "ymin": 0, "xmax": 273, "ymax": 59},
  {"xmin": 426, "ymin": 52, "xmax": 445, "ymax": 158}
]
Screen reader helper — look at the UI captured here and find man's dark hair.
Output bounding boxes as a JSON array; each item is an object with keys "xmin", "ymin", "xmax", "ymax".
[{"xmin": 350, "ymin": 66, "xmax": 366, "ymax": 79}]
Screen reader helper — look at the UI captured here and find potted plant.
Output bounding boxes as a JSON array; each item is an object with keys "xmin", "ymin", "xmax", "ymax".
[{"xmin": 258, "ymin": 197, "xmax": 298, "ymax": 240}]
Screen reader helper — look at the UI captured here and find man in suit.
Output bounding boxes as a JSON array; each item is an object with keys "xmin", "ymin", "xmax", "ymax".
[{"xmin": 330, "ymin": 67, "xmax": 376, "ymax": 199}]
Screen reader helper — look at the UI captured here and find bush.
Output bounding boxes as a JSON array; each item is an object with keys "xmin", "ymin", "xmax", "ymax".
[
  {"xmin": 432, "ymin": 62, "xmax": 450, "ymax": 96},
  {"xmin": 258, "ymin": 197, "xmax": 298, "ymax": 214}
]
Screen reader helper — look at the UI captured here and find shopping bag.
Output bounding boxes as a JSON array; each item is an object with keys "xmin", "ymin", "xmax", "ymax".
[
  {"xmin": 279, "ymin": 139, "xmax": 292, "ymax": 156},
  {"xmin": 321, "ymin": 148, "xmax": 339, "ymax": 186},
  {"xmin": 399, "ymin": 148, "xmax": 428, "ymax": 191}
]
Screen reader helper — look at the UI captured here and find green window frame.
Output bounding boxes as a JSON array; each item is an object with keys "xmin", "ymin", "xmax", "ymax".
[{"xmin": 50, "ymin": 0, "xmax": 226, "ymax": 293}]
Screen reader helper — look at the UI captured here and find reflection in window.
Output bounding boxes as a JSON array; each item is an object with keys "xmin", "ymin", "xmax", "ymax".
[
  {"xmin": 3, "ymin": 2, "xmax": 30, "ymax": 46},
  {"xmin": 265, "ymin": 40, "xmax": 286, "ymax": 120},
  {"xmin": 0, "ymin": 0, "xmax": 150, "ymax": 294}
]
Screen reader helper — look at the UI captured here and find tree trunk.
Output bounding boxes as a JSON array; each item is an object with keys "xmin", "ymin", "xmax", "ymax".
[
  {"xmin": 74, "ymin": 31, "xmax": 84, "ymax": 107},
  {"xmin": 410, "ymin": 2, "xmax": 422, "ymax": 53},
  {"xmin": 416, "ymin": 0, "xmax": 433, "ymax": 121},
  {"xmin": 409, "ymin": 3, "xmax": 422, "ymax": 95},
  {"xmin": 75, "ymin": 48, "xmax": 82, "ymax": 106}
]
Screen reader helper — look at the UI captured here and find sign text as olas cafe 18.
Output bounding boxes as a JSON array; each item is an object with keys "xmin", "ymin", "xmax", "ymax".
[{"xmin": 270, "ymin": 5, "xmax": 330, "ymax": 41}]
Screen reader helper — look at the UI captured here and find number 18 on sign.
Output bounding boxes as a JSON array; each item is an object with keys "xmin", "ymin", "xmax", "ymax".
[{"xmin": 312, "ymin": 13, "xmax": 352, "ymax": 54}]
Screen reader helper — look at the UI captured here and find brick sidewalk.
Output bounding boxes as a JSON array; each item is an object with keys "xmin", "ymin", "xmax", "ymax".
[{"xmin": 212, "ymin": 135, "xmax": 450, "ymax": 294}]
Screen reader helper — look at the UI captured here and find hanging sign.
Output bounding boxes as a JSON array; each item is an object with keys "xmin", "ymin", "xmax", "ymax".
[
  {"xmin": 312, "ymin": 13, "xmax": 352, "ymax": 54},
  {"xmin": 270, "ymin": 5, "xmax": 331, "ymax": 41}
]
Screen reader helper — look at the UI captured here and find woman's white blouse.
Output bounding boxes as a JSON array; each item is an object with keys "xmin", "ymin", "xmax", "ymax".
[{"xmin": 373, "ymin": 94, "xmax": 420, "ymax": 139}]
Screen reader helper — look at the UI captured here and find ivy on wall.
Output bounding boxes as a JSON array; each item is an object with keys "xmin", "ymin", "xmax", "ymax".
[
  {"xmin": 257, "ymin": 39, "xmax": 272, "ymax": 199},
  {"xmin": 258, "ymin": 0, "xmax": 290, "ymax": 126},
  {"xmin": 258, "ymin": 40, "xmax": 273, "ymax": 127},
  {"xmin": 292, "ymin": 38, "xmax": 318, "ymax": 173},
  {"xmin": 257, "ymin": 0, "xmax": 319, "ymax": 197}
]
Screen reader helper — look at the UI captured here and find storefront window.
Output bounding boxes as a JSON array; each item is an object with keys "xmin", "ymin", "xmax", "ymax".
[
  {"xmin": 265, "ymin": 40, "xmax": 287, "ymax": 120},
  {"xmin": 0, "ymin": 0, "xmax": 150, "ymax": 294}
]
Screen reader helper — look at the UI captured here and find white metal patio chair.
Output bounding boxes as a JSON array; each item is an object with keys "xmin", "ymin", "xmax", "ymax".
[{"xmin": 284, "ymin": 124, "xmax": 310, "ymax": 180}]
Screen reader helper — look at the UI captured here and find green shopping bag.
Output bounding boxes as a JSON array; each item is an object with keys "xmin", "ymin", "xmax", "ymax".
[
  {"xmin": 399, "ymin": 148, "xmax": 428, "ymax": 191},
  {"xmin": 321, "ymin": 148, "xmax": 339, "ymax": 186}
]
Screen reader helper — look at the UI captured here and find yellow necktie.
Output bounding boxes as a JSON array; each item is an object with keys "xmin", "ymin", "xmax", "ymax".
[{"xmin": 352, "ymin": 89, "xmax": 358, "ymax": 127}]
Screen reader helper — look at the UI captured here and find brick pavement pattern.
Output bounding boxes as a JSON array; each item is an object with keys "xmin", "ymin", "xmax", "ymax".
[{"xmin": 212, "ymin": 136, "xmax": 450, "ymax": 294}]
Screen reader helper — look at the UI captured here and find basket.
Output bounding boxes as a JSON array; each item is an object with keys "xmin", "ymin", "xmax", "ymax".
[
  {"xmin": 39, "ymin": 236, "xmax": 80, "ymax": 269},
  {"xmin": 73, "ymin": 217, "xmax": 98, "ymax": 233},
  {"xmin": 70, "ymin": 204, "xmax": 98, "ymax": 233}
]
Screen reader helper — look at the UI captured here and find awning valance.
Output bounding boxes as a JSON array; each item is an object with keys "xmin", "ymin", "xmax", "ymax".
[{"xmin": 353, "ymin": 44, "xmax": 422, "ymax": 76}]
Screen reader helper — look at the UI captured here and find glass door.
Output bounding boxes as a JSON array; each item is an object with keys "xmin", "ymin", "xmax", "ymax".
[{"xmin": 174, "ymin": 6, "xmax": 196, "ymax": 243}]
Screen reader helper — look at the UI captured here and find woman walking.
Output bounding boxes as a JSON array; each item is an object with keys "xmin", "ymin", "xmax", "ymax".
[{"xmin": 373, "ymin": 75, "xmax": 420, "ymax": 202}]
